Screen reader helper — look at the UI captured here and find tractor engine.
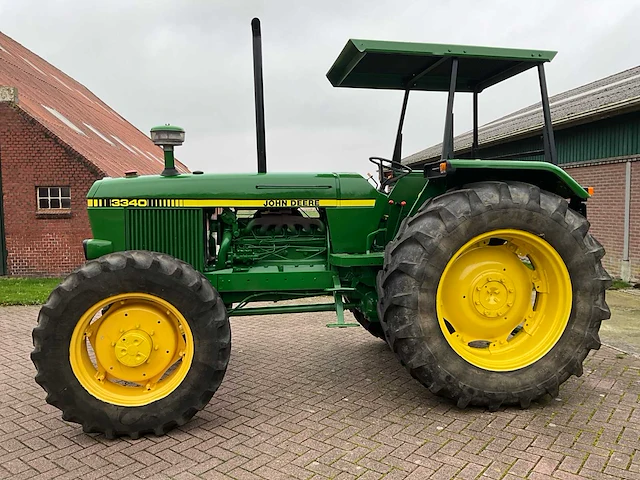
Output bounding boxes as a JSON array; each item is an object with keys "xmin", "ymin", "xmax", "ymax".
[{"xmin": 212, "ymin": 208, "xmax": 327, "ymax": 267}]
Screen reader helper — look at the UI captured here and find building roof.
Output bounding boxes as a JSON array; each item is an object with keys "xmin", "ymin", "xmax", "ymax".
[
  {"xmin": 327, "ymin": 39, "xmax": 556, "ymax": 92},
  {"xmin": 0, "ymin": 31, "xmax": 188, "ymax": 177},
  {"xmin": 404, "ymin": 65, "xmax": 640, "ymax": 166}
]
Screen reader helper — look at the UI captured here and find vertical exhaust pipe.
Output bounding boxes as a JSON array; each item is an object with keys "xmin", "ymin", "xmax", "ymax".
[{"xmin": 251, "ymin": 18, "xmax": 267, "ymax": 174}]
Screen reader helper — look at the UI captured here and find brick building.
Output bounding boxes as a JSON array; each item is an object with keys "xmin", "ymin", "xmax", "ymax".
[
  {"xmin": 404, "ymin": 67, "xmax": 640, "ymax": 282},
  {"xmin": 0, "ymin": 32, "xmax": 187, "ymax": 276}
]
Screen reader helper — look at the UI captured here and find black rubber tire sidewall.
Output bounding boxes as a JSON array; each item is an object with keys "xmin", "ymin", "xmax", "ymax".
[
  {"xmin": 351, "ymin": 308, "xmax": 385, "ymax": 340},
  {"xmin": 378, "ymin": 182, "xmax": 610, "ymax": 408},
  {"xmin": 32, "ymin": 251, "xmax": 231, "ymax": 437}
]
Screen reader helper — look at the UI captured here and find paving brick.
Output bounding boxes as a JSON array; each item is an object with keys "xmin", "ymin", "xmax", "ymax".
[{"xmin": 4, "ymin": 306, "xmax": 640, "ymax": 480}]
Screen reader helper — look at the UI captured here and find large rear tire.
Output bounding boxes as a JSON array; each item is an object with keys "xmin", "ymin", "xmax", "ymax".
[
  {"xmin": 378, "ymin": 182, "xmax": 611, "ymax": 410},
  {"xmin": 352, "ymin": 308, "xmax": 385, "ymax": 340},
  {"xmin": 32, "ymin": 251, "xmax": 231, "ymax": 438}
]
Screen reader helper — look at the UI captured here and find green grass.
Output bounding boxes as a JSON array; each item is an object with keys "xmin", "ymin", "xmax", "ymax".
[
  {"xmin": 609, "ymin": 279, "xmax": 632, "ymax": 290},
  {"xmin": 0, "ymin": 275, "xmax": 633, "ymax": 306},
  {"xmin": 0, "ymin": 277, "xmax": 62, "ymax": 306}
]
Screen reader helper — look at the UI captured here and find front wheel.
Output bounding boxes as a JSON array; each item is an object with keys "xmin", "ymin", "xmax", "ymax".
[
  {"xmin": 32, "ymin": 251, "xmax": 231, "ymax": 438},
  {"xmin": 378, "ymin": 182, "xmax": 611, "ymax": 410}
]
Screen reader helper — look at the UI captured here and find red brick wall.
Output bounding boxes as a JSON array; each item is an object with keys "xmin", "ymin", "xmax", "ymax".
[
  {"xmin": 0, "ymin": 103, "xmax": 99, "ymax": 276},
  {"xmin": 564, "ymin": 160, "xmax": 638, "ymax": 282}
]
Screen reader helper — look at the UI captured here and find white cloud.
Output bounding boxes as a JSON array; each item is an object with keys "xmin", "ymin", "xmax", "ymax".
[{"xmin": 2, "ymin": 0, "xmax": 638, "ymax": 176}]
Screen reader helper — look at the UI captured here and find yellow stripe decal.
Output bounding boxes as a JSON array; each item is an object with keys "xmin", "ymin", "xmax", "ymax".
[
  {"xmin": 86, "ymin": 198, "xmax": 377, "ymax": 208},
  {"xmin": 338, "ymin": 199, "xmax": 377, "ymax": 207},
  {"xmin": 179, "ymin": 199, "xmax": 376, "ymax": 208}
]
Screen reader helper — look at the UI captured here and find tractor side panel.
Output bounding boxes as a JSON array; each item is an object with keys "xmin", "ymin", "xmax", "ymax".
[
  {"xmin": 88, "ymin": 208, "xmax": 126, "ymax": 253},
  {"xmin": 326, "ymin": 174, "xmax": 384, "ymax": 253}
]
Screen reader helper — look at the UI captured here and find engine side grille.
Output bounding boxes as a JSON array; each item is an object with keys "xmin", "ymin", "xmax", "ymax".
[{"xmin": 125, "ymin": 208, "xmax": 204, "ymax": 272}]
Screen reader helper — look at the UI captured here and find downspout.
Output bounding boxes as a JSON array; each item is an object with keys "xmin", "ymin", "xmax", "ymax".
[{"xmin": 621, "ymin": 160, "xmax": 632, "ymax": 282}]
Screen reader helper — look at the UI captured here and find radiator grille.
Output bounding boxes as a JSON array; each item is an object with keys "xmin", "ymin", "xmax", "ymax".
[{"xmin": 125, "ymin": 208, "xmax": 204, "ymax": 271}]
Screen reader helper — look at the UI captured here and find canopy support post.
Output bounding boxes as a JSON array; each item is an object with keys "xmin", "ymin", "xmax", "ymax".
[
  {"xmin": 537, "ymin": 63, "xmax": 557, "ymax": 165},
  {"xmin": 392, "ymin": 89, "xmax": 411, "ymax": 164},
  {"xmin": 441, "ymin": 57, "xmax": 458, "ymax": 160},
  {"xmin": 472, "ymin": 90, "xmax": 479, "ymax": 158}
]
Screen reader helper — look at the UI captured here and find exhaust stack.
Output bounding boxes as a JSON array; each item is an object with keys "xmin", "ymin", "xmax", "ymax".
[{"xmin": 251, "ymin": 18, "xmax": 267, "ymax": 174}]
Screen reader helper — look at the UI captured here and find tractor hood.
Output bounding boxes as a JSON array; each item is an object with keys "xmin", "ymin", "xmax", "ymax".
[{"xmin": 87, "ymin": 172, "xmax": 381, "ymax": 208}]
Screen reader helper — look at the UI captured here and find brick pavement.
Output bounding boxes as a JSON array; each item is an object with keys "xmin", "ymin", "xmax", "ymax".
[{"xmin": 1, "ymin": 305, "xmax": 639, "ymax": 479}]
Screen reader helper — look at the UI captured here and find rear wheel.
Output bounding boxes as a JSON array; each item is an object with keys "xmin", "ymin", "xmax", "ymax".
[
  {"xmin": 378, "ymin": 182, "xmax": 611, "ymax": 409},
  {"xmin": 352, "ymin": 308, "xmax": 385, "ymax": 340},
  {"xmin": 32, "ymin": 251, "xmax": 231, "ymax": 438}
]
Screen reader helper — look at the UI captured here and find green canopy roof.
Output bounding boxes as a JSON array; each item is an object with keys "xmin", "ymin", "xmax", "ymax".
[{"xmin": 327, "ymin": 40, "xmax": 556, "ymax": 93}]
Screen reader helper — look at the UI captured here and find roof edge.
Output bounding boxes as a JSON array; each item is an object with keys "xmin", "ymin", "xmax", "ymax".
[
  {"xmin": 347, "ymin": 39, "xmax": 557, "ymax": 62},
  {"xmin": 404, "ymin": 97, "xmax": 640, "ymax": 166}
]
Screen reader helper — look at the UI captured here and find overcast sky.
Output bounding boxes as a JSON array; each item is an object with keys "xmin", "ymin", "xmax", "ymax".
[{"xmin": 1, "ymin": 0, "xmax": 639, "ymax": 175}]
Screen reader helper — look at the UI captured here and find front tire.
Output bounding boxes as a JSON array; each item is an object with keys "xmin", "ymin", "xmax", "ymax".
[
  {"xmin": 32, "ymin": 251, "xmax": 231, "ymax": 438},
  {"xmin": 378, "ymin": 182, "xmax": 611, "ymax": 410}
]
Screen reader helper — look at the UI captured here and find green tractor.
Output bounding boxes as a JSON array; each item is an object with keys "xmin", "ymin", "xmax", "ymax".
[{"xmin": 32, "ymin": 19, "xmax": 610, "ymax": 438}]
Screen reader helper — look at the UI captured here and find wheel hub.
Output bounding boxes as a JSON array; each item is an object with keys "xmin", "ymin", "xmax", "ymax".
[
  {"xmin": 115, "ymin": 330, "xmax": 152, "ymax": 367},
  {"xmin": 436, "ymin": 229, "xmax": 573, "ymax": 371},
  {"xmin": 70, "ymin": 293, "xmax": 195, "ymax": 406},
  {"xmin": 472, "ymin": 273, "xmax": 515, "ymax": 318}
]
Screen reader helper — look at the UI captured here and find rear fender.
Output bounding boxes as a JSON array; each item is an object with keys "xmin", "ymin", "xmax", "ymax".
[{"xmin": 421, "ymin": 159, "xmax": 590, "ymax": 215}]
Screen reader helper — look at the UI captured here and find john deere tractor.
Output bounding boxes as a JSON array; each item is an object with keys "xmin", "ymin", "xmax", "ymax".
[{"xmin": 32, "ymin": 19, "xmax": 610, "ymax": 438}]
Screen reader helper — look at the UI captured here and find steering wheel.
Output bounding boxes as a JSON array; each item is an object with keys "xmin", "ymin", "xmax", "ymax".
[{"xmin": 368, "ymin": 157, "xmax": 412, "ymax": 190}]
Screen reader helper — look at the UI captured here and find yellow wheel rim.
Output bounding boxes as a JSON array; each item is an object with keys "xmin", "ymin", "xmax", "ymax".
[
  {"xmin": 69, "ymin": 293, "xmax": 194, "ymax": 406},
  {"xmin": 436, "ymin": 229, "xmax": 572, "ymax": 371}
]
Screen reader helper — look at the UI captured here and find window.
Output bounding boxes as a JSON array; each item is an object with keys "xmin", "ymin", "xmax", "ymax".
[{"xmin": 37, "ymin": 187, "xmax": 71, "ymax": 210}]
